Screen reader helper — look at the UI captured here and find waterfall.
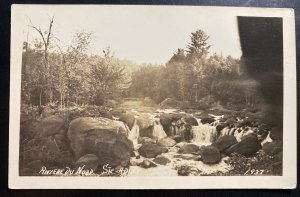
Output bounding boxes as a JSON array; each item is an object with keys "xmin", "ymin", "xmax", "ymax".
[
  {"xmin": 220, "ymin": 127, "xmax": 230, "ymax": 137},
  {"xmin": 128, "ymin": 119, "xmax": 140, "ymax": 146},
  {"xmin": 235, "ymin": 127, "xmax": 255, "ymax": 142},
  {"xmin": 191, "ymin": 125, "xmax": 217, "ymax": 145},
  {"xmin": 152, "ymin": 120, "xmax": 167, "ymax": 140},
  {"xmin": 229, "ymin": 128, "xmax": 236, "ymax": 135},
  {"xmin": 261, "ymin": 131, "xmax": 273, "ymax": 146}
]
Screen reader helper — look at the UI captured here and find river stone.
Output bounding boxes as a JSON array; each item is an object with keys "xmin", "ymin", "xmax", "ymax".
[
  {"xmin": 138, "ymin": 142, "xmax": 164, "ymax": 158},
  {"xmin": 212, "ymin": 135, "xmax": 238, "ymax": 152},
  {"xmin": 183, "ymin": 116, "xmax": 199, "ymax": 126},
  {"xmin": 171, "ymin": 135, "xmax": 182, "ymax": 143},
  {"xmin": 225, "ymin": 135, "xmax": 262, "ymax": 157},
  {"xmin": 68, "ymin": 117, "xmax": 133, "ymax": 167},
  {"xmin": 139, "ymin": 126, "xmax": 154, "ymax": 138},
  {"xmin": 201, "ymin": 145, "xmax": 221, "ymax": 164},
  {"xmin": 159, "ymin": 114, "xmax": 173, "ymax": 135},
  {"xmin": 138, "ymin": 137, "xmax": 156, "ymax": 144},
  {"xmin": 140, "ymin": 159, "xmax": 157, "ymax": 168},
  {"xmin": 157, "ymin": 137, "xmax": 176, "ymax": 147},
  {"xmin": 137, "ymin": 117, "xmax": 153, "ymax": 130},
  {"xmin": 39, "ymin": 115, "xmax": 66, "ymax": 137},
  {"xmin": 201, "ymin": 117, "xmax": 215, "ymax": 124},
  {"xmin": 178, "ymin": 144, "xmax": 200, "ymax": 154},
  {"xmin": 241, "ymin": 133, "xmax": 257, "ymax": 141},
  {"xmin": 216, "ymin": 123, "xmax": 226, "ymax": 132},
  {"xmin": 119, "ymin": 113, "xmax": 135, "ymax": 130},
  {"xmin": 75, "ymin": 154, "xmax": 99, "ymax": 171},
  {"xmin": 153, "ymin": 156, "xmax": 171, "ymax": 165},
  {"xmin": 262, "ymin": 141, "xmax": 282, "ymax": 156}
]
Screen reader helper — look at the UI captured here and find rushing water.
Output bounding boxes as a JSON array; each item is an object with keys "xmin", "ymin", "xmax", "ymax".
[
  {"xmin": 191, "ymin": 125, "xmax": 217, "ymax": 145},
  {"xmin": 116, "ymin": 108, "xmax": 268, "ymax": 176},
  {"xmin": 152, "ymin": 120, "xmax": 167, "ymax": 140},
  {"xmin": 128, "ymin": 120, "xmax": 140, "ymax": 147}
]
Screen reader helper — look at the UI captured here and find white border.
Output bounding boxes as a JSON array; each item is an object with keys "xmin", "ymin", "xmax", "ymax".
[{"xmin": 9, "ymin": 5, "xmax": 297, "ymax": 189}]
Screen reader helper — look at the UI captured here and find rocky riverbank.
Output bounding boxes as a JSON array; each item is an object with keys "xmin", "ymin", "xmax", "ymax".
[{"xmin": 19, "ymin": 102, "xmax": 283, "ymax": 176}]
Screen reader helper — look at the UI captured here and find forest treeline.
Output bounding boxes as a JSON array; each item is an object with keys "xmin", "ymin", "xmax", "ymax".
[
  {"xmin": 129, "ymin": 30, "xmax": 263, "ymax": 109},
  {"xmin": 21, "ymin": 18, "xmax": 263, "ymax": 109}
]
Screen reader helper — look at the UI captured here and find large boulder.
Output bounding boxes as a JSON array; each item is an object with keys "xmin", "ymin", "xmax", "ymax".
[
  {"xmin": 138, "ymin": 142, "xmax": 165, "ymax": 158},
  {"xmin": 225, "ymin": 135, "xmax": 262, "ymax": 157},
  {"xmin": 38, "ymin": 115, "xmax": 66, "ymax": 137},
  {"xmin": 20, "ymin": 119, "xmax": 42, "ymax": 140},
  {"xmin": 159, "ymin": 114, "xmax": 172, "ymax": 128},
  {"xmin": 157, "ymin": 137, "xmax": 176, "ymax": 147},
  {"xmin": 74, "ymin": 154, "xmax": 99, "ymax": 171},
  {"xmin": 178, "ymin": 144, "xmax": 200, "ymax": 154},
  {"xmin": 201, "ymin": 146, "xmax": 221, "ymax": 164},
  {"xmin": 68, "ymin": 117, "xmax": 133, "ymax": 167},
  {"xmin": 212, "ymin": 135, "xmax": 238, "ymax": 152},
  {"xmin": 119, "ymin": 113, "xmax": 135, "ymax": 130},
  {"xmin": 262, "ymin": 141, "xmax": 282, "ymax": 156}
]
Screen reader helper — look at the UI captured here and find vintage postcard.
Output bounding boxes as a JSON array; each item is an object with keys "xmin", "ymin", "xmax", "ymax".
[{"xmin": 9, "ymin": 5, "xmax": 296, "ymax": 189}]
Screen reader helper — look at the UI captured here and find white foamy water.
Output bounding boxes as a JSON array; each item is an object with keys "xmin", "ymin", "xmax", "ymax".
[
  {"xmin": 152, "ymin": 121, "xmax": 167, "ymax": 140},
  {"xmin": 128, "ymin": 120, "xmax": 140, "ymax": 147},
  {"xmin": 191, "ymin": 125, "xmax": 217, "ymax": 145},
  {"xmin": 128, "ymin": 144, "xmax": 231, "ymax": 176},
  {"xmin": 156, "ymin": 108, "xmax": 178, "ymax": 114},
  {"xmin": 261, "ymin": 131, "xmax": 273, "ymax": 146}
]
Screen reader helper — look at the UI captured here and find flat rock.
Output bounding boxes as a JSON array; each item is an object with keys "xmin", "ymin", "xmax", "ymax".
[{"xmin": 225, "ymin": 135, "xmax": 262, "ymax": 157}]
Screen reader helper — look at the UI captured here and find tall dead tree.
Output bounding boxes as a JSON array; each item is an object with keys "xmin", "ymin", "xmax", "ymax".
[{"xmin": 29, "ymin": 16, "xmax": 55, "ymax": 105}]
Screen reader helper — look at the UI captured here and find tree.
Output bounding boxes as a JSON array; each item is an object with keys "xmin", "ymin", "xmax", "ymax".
[
  {"xmin": 29, "ymin": 16, "xmax": 55, "ymax": 105},
  {"xmin": 187, "ymin": 29, "xmax": 211, "ymax": 58},
  {"xmin": 89, "ymin": 48, "xmax": 127, "ymax": 105}
]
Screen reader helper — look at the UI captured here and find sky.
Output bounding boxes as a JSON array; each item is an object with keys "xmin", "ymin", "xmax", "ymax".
[{"xmin": 19, "ymin": 5, "xmax": 242, "ymax": 65}]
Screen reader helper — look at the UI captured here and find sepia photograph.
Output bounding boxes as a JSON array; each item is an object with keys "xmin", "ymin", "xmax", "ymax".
[{"xmin": 9, "ymin": 5, "xmax": 296, "ymax": 189}]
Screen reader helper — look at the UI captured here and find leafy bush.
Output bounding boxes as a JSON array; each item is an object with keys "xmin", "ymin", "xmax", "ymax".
[{"xmin": 225, "ymin": 150, "xmax": 282, "ymax": 175}]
